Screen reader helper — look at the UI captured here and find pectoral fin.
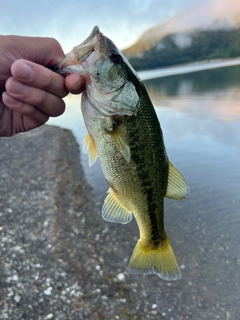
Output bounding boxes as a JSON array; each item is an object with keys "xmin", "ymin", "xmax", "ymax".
[
  {"xmin": 82, "ymin": 133, "xmax": 98, "ymax": 167},
  {"xmin": 165, "ymin": 162, "xmax": 190, "ymax": 199},
  {"xmin": 110, "ymin": 131, "xmax": 130, "ymax": 163},
  {"xmin": 102, "ymin": 188, "xmax": 133, "ymax": 224}
]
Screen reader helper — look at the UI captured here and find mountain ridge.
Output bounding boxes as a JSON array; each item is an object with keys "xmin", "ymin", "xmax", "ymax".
[
  {"xmin": 122, "ymin": 0, "xmax": 240, "ymax": 64},
  {"xmin": 126, "ymin": 28, "xmax": 240, "ymax": 71}
]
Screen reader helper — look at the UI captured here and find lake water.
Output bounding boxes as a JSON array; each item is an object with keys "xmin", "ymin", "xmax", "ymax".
[{"xmin": 48, "ymin": 62, "xmax": 240, "ymax": 319}]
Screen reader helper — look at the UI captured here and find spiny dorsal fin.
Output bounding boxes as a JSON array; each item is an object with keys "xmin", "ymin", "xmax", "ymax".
[
  {"xmin": 109, "ymin": 131, "xmax": 130, "ymax": 163},
  {"xmin": 82, "ymin": 133, "xmax": 98, "ymax": 167},
  {"xmin": 102, "ymin": 188, "xmax": 133, "ymax": 224},
  {"xmin": 165, "ymin": 162, "xmax": 190, "ymax": 200}
]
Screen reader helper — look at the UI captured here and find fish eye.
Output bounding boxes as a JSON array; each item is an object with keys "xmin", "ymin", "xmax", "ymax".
[{"xmin": 109, "ymin": 50, "xmax": 122, "ymax": 64}]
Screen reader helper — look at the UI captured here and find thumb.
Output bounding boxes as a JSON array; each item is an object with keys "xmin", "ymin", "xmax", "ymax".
[{"xmin": 64, "ymin": 74, "xmax": 85, "ymax": 94}]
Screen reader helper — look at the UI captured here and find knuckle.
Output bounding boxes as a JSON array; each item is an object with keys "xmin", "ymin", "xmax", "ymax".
[
  {"xmin": 40, "ymin": 70, "xmax": 54, "ymax": 91},
  {"xmin": 41, "ymin": 70, "xmax": 67, "ymax": 98},
  {"xmin": 47, "ymin": 37, "xmax": 62, "ymax": 50},
  {"xmin": 33, "ymin": 89, "xmax": 49, "ymax": 106}
]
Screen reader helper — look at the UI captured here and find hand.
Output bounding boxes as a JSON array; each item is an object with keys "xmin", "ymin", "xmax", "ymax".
[{"xmin": 0, "ymin": 35, "xmax": 84, "ymax": 137}]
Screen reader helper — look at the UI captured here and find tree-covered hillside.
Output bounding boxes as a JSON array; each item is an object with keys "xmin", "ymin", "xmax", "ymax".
[{"xmin": 128, "ymin": 28, "xmax": 240, "ymax": 71}]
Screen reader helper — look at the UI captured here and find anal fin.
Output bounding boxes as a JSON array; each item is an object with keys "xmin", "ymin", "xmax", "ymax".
[
  {"xmin": 83, "ymin": 133, "xmax": 98, "ymax": 167},
  {"xmin": 102, "ymin": 188, "xmax": 133, "ymax": 224}
]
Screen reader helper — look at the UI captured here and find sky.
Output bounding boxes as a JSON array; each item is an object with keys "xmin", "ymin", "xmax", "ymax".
[
  {"xmin": 1, "ymin": 0, "xmax": 239, "ymax": 53},
  {"xmin": 1, "ymin": 0, "xmax": 202, "ymax": 52}
]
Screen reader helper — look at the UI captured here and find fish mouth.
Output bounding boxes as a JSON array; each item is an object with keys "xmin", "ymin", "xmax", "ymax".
[{"xmin": 52, "ymin": 26, "xmax": 102, "ymax": 75}]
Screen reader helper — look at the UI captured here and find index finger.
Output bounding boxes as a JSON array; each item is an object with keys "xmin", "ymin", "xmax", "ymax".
[{"xmin": 11, "ymin": 59, "xmax": 68, "ymax": 98}]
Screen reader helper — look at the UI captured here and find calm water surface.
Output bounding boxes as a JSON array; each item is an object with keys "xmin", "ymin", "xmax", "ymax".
[{"xmin": 48, "ymin": 64, "xmax": 240, "ymax": 318}]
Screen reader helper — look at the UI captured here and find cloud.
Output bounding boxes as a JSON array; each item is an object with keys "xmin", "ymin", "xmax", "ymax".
[
  {"xmin": 170, "ymin": 0, "xmax": 240, "ymax": 32},
  {"xmin": 1, "ymin": 0, "xmax": 200, "ymax": 50},
  {"xmin": 172, "ymin": 33, "xmax": 192, "ymax": 48},
  {"xmin": 7, "ymin": 0, "xmax": 239, "ymax": 53}
]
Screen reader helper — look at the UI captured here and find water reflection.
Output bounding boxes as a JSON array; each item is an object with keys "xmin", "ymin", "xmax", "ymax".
[
  {"xmin": 144, "ymin": 64, "xmax": 240, "ymax": 96},
  {"xmin": 143, "ymin": 66, "xmax": 240, "ymax": 150}
]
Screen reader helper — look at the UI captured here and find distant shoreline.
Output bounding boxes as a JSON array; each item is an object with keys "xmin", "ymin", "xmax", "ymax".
[{"xmin": 138, "ymin": 57, "xmax": 240, "ymax": 80}]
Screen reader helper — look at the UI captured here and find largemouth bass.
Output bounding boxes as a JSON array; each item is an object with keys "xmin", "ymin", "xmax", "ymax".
[{"xmin": 53, "ymin": 26, "xmax": 189, "ymax": 280}]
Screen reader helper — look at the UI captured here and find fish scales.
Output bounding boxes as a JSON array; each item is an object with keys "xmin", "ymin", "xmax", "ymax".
[
  {"xmin": 97, "ymin": 90, "xmax": 167, "ymax": 243},
  {"xmin": 125, "ymin": 81, "xmax": 168, "ymax": 242},
  {"xmin": 52, "ymin": 26, "xmax": 189, "ymax": 280}
]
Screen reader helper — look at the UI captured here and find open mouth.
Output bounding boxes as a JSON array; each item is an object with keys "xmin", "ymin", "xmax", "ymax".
[{"xmin": 51, "ymin": 26, "xmax": 102, "ymax": 75}]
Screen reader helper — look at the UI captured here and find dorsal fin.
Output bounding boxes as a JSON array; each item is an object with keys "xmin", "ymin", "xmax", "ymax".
[
  {"xmin": 102, "ymin": 188, "xmax": 133, "ymax": 224},
  {"xmin": 165, "ymin": 162, "xmax": 190, "ymax": 200},
  {"xmin": 82, "ymin": 133, "xmax": 98, "ymax": 167}
]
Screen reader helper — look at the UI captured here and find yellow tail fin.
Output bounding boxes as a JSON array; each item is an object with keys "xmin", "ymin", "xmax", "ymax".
[{"xmin": 128, "ymin": 237, "xmax": 181, "ymax": 281}]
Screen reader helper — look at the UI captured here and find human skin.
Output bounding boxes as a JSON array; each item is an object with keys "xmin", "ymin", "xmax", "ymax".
[{"xmin": 0, "ymin": 35, "xmax": 84, "ymax": 137}]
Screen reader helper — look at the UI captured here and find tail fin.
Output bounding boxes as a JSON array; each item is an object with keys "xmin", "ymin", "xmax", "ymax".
[{"xmin": 128, "ymin": 237, "xmax": 181, "ymax": 281}]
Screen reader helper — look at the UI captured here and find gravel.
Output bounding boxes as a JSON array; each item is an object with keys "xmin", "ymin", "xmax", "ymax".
[{"xmin": 0, "ymin": 125, "xmax": 103, "ymax": 319}]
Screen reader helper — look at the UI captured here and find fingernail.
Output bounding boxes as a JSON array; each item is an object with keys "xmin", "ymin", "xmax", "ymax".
[
  {"xmin": 2, "ymin": 92, "xmax": 21, "ymax": 106},
  {"xmin": 10, "ymin": 81, "xmax": 26, "ymax": 95},
  {"xmin": 71, "ymin": 79, "xmax": 82, "ymax": 92},
  {"xmin": 15, "ymin": 61, "xmax": 33, "ymax": 80}
]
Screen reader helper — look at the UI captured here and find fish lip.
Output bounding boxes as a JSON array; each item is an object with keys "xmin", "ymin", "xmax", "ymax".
[
  {"xmin": 51, "ymin": 26, "xmax": 102, "ymax": 75},
  {"xmin": 51, "ymin": 51, "xmax": 83, "ymax": 75},
  {"xmin": 75, "ymin": 26, "xmax": 100, "ymax": 49},
  {"xmin": 72, "ymin": 25, "xmax": 101, "ymax": 62}
]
